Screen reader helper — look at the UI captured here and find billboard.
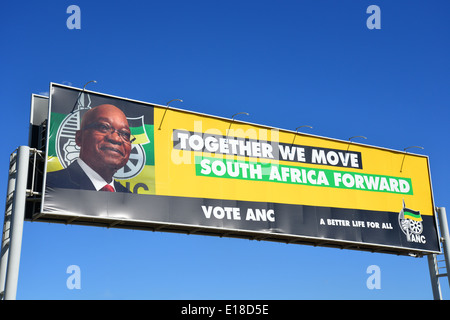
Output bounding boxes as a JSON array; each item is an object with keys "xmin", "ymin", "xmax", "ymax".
[{"xmin": 38, "ymin": 83, "xmax": 440, "ymax": 256}]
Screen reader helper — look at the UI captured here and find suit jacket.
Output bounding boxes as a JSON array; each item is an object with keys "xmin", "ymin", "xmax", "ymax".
[{"xmin": 46, "ymin": 160, "xmax": 131, "ymax": 193}]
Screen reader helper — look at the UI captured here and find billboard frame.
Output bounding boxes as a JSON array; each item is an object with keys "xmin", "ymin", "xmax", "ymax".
[{"xmin": 32, "ymin": 82, "xmax": 440, "ymax": 257}]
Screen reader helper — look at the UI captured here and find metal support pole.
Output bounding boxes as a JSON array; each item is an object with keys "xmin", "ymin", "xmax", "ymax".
[
  {"xmin": 3, "ymin": 146, "xmax": 29, "ymax": 300},
  {"xmin": 427, "ymin": 254, "xmax": 442, "ymax": 300},
  {"xmin": 0, "ymin": 152, "xmax": 17, "ymax": 299},
  {"xmin": 437, "ymin": 207, "xmax": 450, "ymax": 288}
]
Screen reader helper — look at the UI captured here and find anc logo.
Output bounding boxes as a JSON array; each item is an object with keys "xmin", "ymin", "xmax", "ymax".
[
  {"xmin": 114, "ymin": 116, "xmax": 150, "ymax": 179},
  {"xmin": 398, "ymin": 200, "xmax": 426, "ymax": 244}
]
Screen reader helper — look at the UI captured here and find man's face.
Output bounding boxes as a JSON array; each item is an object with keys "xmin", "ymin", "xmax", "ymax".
[{"xmin": 76, "ymin": 104, "xmax": 132, "ymax": 178}]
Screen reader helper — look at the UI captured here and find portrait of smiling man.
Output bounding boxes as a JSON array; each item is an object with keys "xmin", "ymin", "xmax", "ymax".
[{"xmin": 46, "ymin": 104, "xmax": 134, "ymax": 193}]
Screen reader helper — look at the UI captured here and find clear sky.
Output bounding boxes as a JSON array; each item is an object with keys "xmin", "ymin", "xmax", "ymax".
[{"xmin": 1, "ymin": 0, "xmax": 450, "ymax": 300}]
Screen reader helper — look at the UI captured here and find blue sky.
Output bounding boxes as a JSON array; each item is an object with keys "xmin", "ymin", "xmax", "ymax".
[{"xmin": 1, "ymin": 0, "xmax": 450, "ymax": 300}]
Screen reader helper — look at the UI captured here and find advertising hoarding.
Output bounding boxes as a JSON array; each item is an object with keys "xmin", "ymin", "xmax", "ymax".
[{"xmin": 39, "ymin": 83, "xmax": 440, "ymax": 256}]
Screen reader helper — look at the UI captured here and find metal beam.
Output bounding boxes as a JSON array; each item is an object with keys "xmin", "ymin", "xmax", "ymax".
[
  {"xmin": 437, "ymin": 207, "xmax": 450, "ymax": 288},
  {"xmin": 427, "ymin": 254, "xmax": 443, "ymax": 300},
  {"xmin": 0, "ymin": 151, "xmax": 18, "ymax": 299},
  {"xmin": 3, "ymin": 146, "xmax": 29, "ymax": 300}
]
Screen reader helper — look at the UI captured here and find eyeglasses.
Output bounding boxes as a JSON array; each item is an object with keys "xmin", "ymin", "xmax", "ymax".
[{"xmin": 83, "ymin": 122, "xmax": 136, "ymax": 143}]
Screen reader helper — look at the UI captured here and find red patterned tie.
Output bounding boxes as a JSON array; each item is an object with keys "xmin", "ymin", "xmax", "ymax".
[{"xmin": 100, "ymin": 184, "xmax": 115, "ymax": 192}]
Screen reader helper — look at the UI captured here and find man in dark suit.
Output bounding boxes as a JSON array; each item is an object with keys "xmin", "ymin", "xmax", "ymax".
[{"xmin": 46, "ymin": 104, "xmax": 133, "ymax": 193}]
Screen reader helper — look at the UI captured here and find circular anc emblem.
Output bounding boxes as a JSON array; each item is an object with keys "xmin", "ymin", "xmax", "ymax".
[
  {"xmin": 56, "ymin": 110, "xmax": 146, "ymax": 180},
  {"xmin": 399, "ymin": 216, "xmax": 423, "ymax": 236},
  {"xmin": 113, "ymin": 144, "xmax": 146, "ymax": 179},
  {"xmin": 56, "ymin": 111, "xmax": 82, "ymax": 168}
]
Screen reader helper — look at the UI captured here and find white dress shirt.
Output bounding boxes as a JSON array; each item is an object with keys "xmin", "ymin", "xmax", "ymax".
[{"xmin": 76, "ymin": 158, "xmax": 116, "ymax": 191}]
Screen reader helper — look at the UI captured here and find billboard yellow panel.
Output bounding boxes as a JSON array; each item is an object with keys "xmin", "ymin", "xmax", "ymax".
[{"xmin": 156, "ymin": 108, "xmax": 432, "ymax": 216}]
